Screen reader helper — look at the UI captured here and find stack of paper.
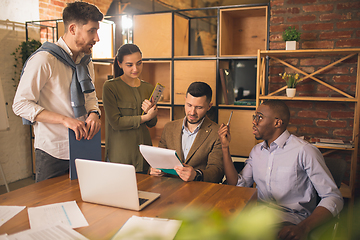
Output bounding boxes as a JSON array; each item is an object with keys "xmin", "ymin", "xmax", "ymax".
[{"xmin": 112, "ymin": 215, "xmax": 182, "ymax": 240}]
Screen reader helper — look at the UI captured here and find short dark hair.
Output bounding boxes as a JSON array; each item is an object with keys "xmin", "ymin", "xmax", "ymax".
[
  {"xmin": 113, "ymin": 44, "xmax": 142, "ymax": 77},
  {"xmin": 63, "ymin": 1, "xmax": 103, "ymax": 29},
  {"xmin": 186, "ymin": 82, "xmax": 212, "ymax": 102},
  {"xmin": 262, "ymin": 100, "xmax": 290, "ymax": 128}
]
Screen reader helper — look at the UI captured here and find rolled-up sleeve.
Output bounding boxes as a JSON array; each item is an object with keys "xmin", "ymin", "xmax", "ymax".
[{"xmin": 303, "ymin": 144, "xmax": 344, "ymax": 216}]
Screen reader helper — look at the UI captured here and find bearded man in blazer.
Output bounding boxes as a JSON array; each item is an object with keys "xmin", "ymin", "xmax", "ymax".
[{"xmin": 150, "ymin": 82, "xmax": 224, "ymax": 183}]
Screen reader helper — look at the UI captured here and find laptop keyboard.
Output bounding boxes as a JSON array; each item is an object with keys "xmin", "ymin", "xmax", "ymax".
[{"xmin": 139, "ymin": 198, "xmax": 149, "ymax": 206}]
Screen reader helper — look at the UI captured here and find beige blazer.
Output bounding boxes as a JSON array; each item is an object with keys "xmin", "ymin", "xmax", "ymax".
[{"xmin": 158, "ymin": 116, "xmax": 224, "ymax": 183}]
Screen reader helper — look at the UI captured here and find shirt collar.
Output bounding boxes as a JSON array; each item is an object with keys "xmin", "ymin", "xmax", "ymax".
[
  {"xmin": 182, "ymin": 117, "xmax": 205, "ymax": 134},
  {"xmin": 58, "ymin": 37, "xmax": 85, "ymax": 63},
  {"xmin": 261, "ymin": 130, "xmax": 291, "ymax": 150}
]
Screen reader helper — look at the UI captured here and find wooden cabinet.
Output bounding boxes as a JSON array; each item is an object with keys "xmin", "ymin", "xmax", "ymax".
[
  {"xmin": 92, "ymin": 4, "xmax": 269, "ymax": 161},
  {"xmin": 220, "ymin": 6, "xmax": 268, "ymax": 57},
  {"xmin": 256, "ymin": 49, "xmax": 360, "ymax": 204},
  {"xmin": 174, "ymin": 60, "xmax": 217, "ymax": 105},
  {"xmin": 133, "ymin": 13, "xmax": 189, "ymax": 58},
  {"xmin": 140, "ymin": 61, "xmax": 171, "ymax": 104}
]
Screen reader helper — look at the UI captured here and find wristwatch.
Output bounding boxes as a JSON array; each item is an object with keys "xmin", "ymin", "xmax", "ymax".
[
  {"xmin": 88, "ymin": 110, "xmax": 100, "ymax": 119},
  {"xmin": 194, "ymin": 169, "xmax": 203, "ymax": 181}
]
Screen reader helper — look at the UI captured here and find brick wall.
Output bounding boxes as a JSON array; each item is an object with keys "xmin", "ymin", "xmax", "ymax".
[
  {"xmin": 269, "ymin": 0, "xmax": 360, "ymax": 198},
  {"xmin": 38, "ymin": 0, "xmax": 113, "ymax": 42}
]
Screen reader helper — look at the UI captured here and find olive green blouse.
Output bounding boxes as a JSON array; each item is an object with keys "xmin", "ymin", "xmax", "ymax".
[{"xmin": 102, "ymin": 77, "xmax": 157, "ymax": 172}]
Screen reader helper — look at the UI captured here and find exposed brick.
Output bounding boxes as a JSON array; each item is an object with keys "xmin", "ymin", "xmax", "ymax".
[
  {"xmin": 272, "ymin": 7, "xmax": 301, "ymax": 15},
  {"xmin": 270, "ymin": 24, "xmax": 300, "ymax": 33},
  {"xmin": 333, "ymin": 129, "xmax": 353, "ymax": 137},
  {"xmin": 337, "ymin": 21, "xmax": 360, "ymax": 29},
  {"xmin": 333, "ymin": 75, "xmax": 356, "ymax": 83},
  {"xmin": 357, "ymin": 30, "xmax": 360, "ymax": 38},
  {"xmin": 298, "ymin": 110, "xmax": 328, "ymax": 118},
  {"xmin": 287, "ymin": 15, "xmax": 317, "ymax": 23},
  {"xmin": 337, "ymin": 2, "xmax": 360, "ymax": 10},
  {"xmin": 300, "ymin": 58, "xmax": 331, "ymax": 66},
  {"xmin": 286, "ymin": 101, "xmax": 313, "ymax": 109},
  {"xmin": 269, "ymin": 67, "xmax": 285, "ymax": 75},
  {"xmin": 299, "ymin": 67, "xmax": 315, "ymax": 74},
  {"xmin": 269, "ymin": 42, "xmax": 285, "ymax": 50},
  {"xmin": 320, "ymin": 13, "xmax": 351, "ymax": 21},
  {"xmin": 302, "ymin": 23, "xmax": 334, "ymax": 31},
  {"xmin": 288, "ymin": 0, "xmax": 316, "ymax": 4},
  {"xmin": 271, "ymin": 16, "xmax": 285, "ymax": 24},
  {"xmin": 275, "ymin": 58, "xmax": 299, "ymax": 66},
  {"xmin": 300, "ymin": 32, "xmax": 318, "ymax": 40},
  {"xmin": 269, "ymin": 84, "xmax": 284, "ymax": 92},
  {"xmin": 336, "ymin": 39, "xmax": 360, "ymax": 48},
  {"xmin": 303, "ymin": 4, "xmax": 334, "ymax": 12},
  {"xmin": 316, "ymin": 119, "xmax": 347, "ymax": 128},
  {"xmin": 317, "ymin": 84, "xmax": 349, "ymax": 92},
  {"xmin": 297, "ymin": 83, "xmax": 316, "ymax": 92},
  {"xmin": 319, "ymin": 31, "xmax": 353, "ymax": 40},
  {"xmin": 272, "ymin": 8, "xmax": 288, "ymax": 15},
  {"xmin": 289, "ymin": 118, "xmax": 314, "ymax": 125},
  {"xmin": 314, "ymin": 102, "xmax": 349, "ymax": 110},
  {"xmin": 269, "ymin": 33, "xmax": 283, "ymax": 41},
  {"xmin": 319, "ymin": 66, "xmax": 349, "ymax": 74},
  {"xmin": 301, "ymin": 41, "xmax": 334, "ymax": 49},
  {"xmin": 271, "ymin": 0, "xmax": 285, "ymax": 7},
  {"xmin": 298, "ymin": 126, "xmax": 329, "ymax": 135},
  {"xmin": 331, "ymin": 111, "xmax": 354, "ymax": 119},
  {"xmin": 287, "ymin": 126, "xmax": 298, "ymax": 134}
]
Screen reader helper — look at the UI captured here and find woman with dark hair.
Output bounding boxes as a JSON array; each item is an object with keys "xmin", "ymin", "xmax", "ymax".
[{"xmin": 102, "ymin": 44, "xmax": 158, "ymax": 173}]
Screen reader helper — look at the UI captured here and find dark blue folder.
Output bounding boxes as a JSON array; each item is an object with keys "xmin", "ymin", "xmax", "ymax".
[{"xmin": 69, "ymin": 129, "xmax": 102, "ymax": 180}]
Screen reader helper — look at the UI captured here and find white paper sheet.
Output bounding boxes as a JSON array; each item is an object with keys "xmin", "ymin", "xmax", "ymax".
[
  {"xmin": 7, "ymin": 224, "xmax": 88, "ymax": 240},
  {"xmin": 139, "ymin": 145, "xmax": 183, "ymax": 169},
  {"xmin": 27, "ymin": 201, "xmax": 88, "ymax": 229},
  {"xmin": 112, "ymin": 215, "xmax": 182, "ymax": 240},
  {"xmin": 0, "ymin": 206, "xmax": 26, "ymax": 227},
  {"xmin": 0, "ymin": 234, "xmax": 9, "ymax": 240}
]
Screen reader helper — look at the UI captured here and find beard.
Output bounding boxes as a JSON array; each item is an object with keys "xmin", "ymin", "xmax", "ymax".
[
  {"xmin": 75, "ymin": 39, "xmax": 94, "ymax": 54},
  {"xmin": 186, "ymin": 114, "xmax": 206, "ymax": 125}
]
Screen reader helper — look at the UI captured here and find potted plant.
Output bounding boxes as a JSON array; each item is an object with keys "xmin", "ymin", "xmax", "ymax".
[
  {"xmin": 280, "ymin": 72, "xmax": 300, "ymax": 97},
  {"xmin": 11, "ymin": 39, "xmax": 42, "ymax": 87},
  {"xmin": 282, "ymin": 27, "xmax": 301, "ymax": 50}
]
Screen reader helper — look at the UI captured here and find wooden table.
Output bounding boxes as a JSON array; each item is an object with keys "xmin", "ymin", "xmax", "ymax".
[{"xmin": 0, "ymin": 174, "xmax": 257, "ymax": 239}]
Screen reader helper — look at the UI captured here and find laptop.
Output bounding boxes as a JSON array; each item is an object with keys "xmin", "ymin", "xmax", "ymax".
[{"xmin": 75, "ymin": 159, "xmax": 160, "ymax": 211}]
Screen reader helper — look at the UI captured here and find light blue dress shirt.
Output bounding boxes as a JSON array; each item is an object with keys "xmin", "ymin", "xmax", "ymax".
[
  {"xmin": 237, "ymin": 130, "xmax": 343, "ymax": 224},
  {"xmin": 181, "ymin": 117, "xmax": 205, "ymax": 160}
]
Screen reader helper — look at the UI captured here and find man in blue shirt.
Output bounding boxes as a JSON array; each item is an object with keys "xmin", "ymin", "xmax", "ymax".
[{"xmin": 218, "ymin": 100, "xmax": 343, "ymax": 240}]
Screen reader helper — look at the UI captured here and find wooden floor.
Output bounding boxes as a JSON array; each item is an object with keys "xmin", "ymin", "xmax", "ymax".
[{"xmin": 0, "ymin": 176, "xmax": 34, "ymax": 195}]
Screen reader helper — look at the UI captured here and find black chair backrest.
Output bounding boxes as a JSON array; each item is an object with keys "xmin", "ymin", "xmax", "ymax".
[{"xmin": 324, "ymin": 158, "xmax": 347, "ymax": 189}]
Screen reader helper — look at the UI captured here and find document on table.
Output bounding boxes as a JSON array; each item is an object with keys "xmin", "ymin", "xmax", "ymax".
[
  {"xmin": 112, "ymin": 215, "xmax": 182, "ymax": 240},
  {"xmin": 0, "ymin": 206, "xmax": 26, "ymax": 227},
  {"xmin": 0, "ymin": 234, "xmax": 8, "ymax": 240},
  {"xmin": 7, "ymin": 224, "xmax": 88, "ymax": 240},
  {"xmin": 139, "ymin": 145, "xmax": 183, "ymax": 175},
  {"xmin": 27, "ymin": 201, "xmax": 88, "ymax": 229}
]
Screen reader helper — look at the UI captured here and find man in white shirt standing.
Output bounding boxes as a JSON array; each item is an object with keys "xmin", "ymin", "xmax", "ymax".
[
  {"xmin": 218, "ymin": 100, "xmax": 343, "ymax": 240},
  {"xmin": 13, "ymin": 2, "xmax": 103, "ymax": 182}
]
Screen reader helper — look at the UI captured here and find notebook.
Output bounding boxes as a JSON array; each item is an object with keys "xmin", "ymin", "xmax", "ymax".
[{"xmin": 75, "ymin": 159, "xmax": 160, "ymax": 211}]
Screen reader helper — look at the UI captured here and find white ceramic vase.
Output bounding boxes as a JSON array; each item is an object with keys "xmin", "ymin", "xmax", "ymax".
[
  {"xmin": 286, "ymin": 41, "xmax": 296, "ymax": 50},
  {"xmin": 286, "ymin": 88, "xmax": 296, "ymax": 97}
]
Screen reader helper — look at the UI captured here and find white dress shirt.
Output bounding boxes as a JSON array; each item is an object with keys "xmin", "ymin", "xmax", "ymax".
[{"xmin": 12, "ymin": 38, "xmax": 99, "ymax": 160}]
